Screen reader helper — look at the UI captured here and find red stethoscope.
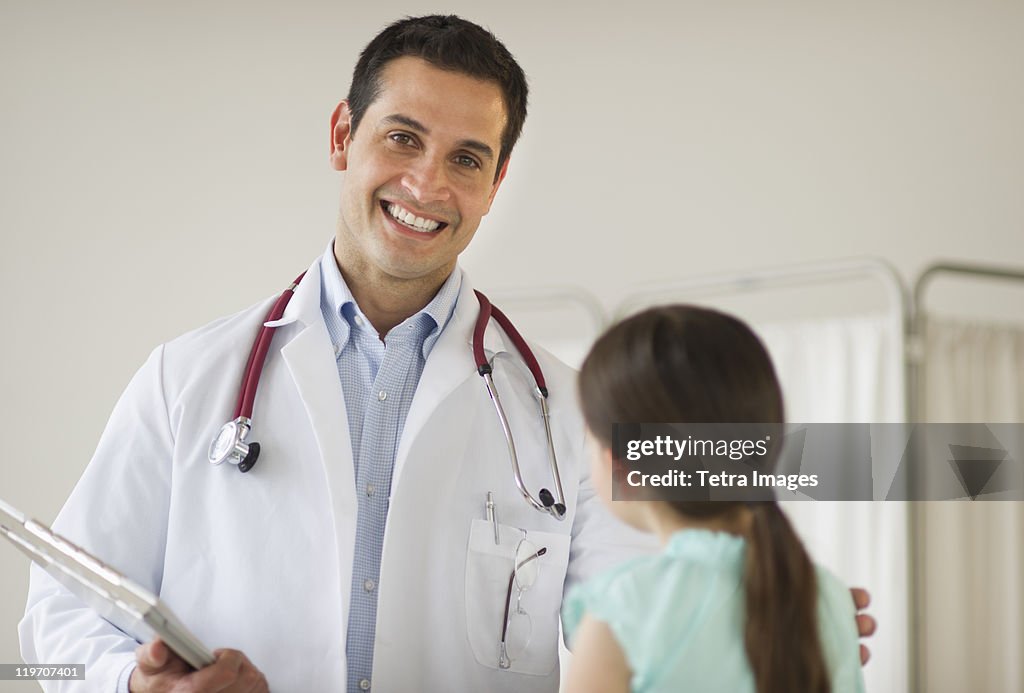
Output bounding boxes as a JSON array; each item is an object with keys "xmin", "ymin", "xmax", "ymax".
[{"xmin": 207, "ymin": 272, "xmax": 567, "ymax": 520}]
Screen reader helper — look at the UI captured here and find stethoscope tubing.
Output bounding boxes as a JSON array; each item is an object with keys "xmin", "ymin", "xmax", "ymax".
[
  {"xmin": 233, "ymin": 272, "xmax": 306, "ymax": 420},
  {"xmin": 473, "ymin": 291, "xmax": 565, "ymax": 519},
  {"xmin": 212, "ymin": 273, "xmax": 567, "ymax": 520},
  {"xmin": 537, "ymin": 394, "xmax": 567, "ymax": 512},
  {"xmin": 481, "ymin": 370, "xmax": 537, "ymax": 511},
  {"xmin": 473, "ymin": 291, "xmax": 547, "ymax": 394}
]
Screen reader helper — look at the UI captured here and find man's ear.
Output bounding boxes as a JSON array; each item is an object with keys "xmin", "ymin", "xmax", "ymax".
[
  {"xmin": 329, "ymin": 100, "xmax": 353, "ymax": 171},
  {"xmin": 484, "ymin": 156, "xmax": 510, "ymax": 212}
]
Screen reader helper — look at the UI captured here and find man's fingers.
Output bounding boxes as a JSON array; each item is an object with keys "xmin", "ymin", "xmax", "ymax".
[
  {"xmin": 856, "ymin": 613, "xmax": 877, "ymax": 638},
  {"xmin": 134, "ymin": 638, "xmax": 184, "ymax": 675},
  {"xmin": 851, "ymin": 587, "xmax": 871, "ymax": 610},
  {"xmin": 236, "ymin": 663, "xmax": 270, "ymax": 693},
  {"xmin": 129, "ymin": 643, "xmax": 266, "ymax": 693},
  {"xmin": 131, "ymin": 638, "xmax": 192, "ymax": 691},
  {"xmin": 850, "ymin": 587, "xmax": 875, "ymax": 669},
  {"xmin": 134, "ymin": 639, "xmax": 166, "ymax": 670},
  {"xmin": 186, "ymin": 649, "xmax": 246, "ymax": 691},
  {"xmin": 207, "ymin": 650, "xmax": 268, "ymax": 693}
]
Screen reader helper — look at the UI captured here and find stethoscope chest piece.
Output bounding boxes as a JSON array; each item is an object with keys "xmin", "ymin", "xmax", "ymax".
[
  {"xmin": 208, "ymin": 417, "xmax": 260, "ymax": 473},
  {"xmin": 208, "ymin": 272, "xmax": 304, "ymax": 474}
]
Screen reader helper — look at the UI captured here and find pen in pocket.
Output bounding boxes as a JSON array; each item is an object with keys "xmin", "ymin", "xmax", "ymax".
[{"xmin": 486, "ymin": 491, "xmax": 499, "ymax": 545}]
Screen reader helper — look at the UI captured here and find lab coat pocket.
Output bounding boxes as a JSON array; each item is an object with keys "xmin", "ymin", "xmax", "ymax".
[{"xmin": 464, "ymin": 519, "xmax": 570, "ymax": 676}]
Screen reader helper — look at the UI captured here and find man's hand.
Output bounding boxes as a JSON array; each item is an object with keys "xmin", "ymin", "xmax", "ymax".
[
  {"xmin": 850, "ymin": 587, "xmax": 877, "ymax": 665},
  {"xmin": 129, "ymin": 638, "xmax": 269, "ymax": 692}
]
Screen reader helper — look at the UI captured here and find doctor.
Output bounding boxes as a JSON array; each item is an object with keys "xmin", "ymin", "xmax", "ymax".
[{"xmin": 21, "ymin": 15, "xmax": 875, "ymax": 693}]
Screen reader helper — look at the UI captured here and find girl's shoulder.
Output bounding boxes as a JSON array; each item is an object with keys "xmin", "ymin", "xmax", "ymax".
[
  {"xmin": 562, "ymin": 553, "xmax": 651, "ymax": 646},
  {"xmin": 562, "ymin": 529, "xmax": 746, "ymax": 647}
]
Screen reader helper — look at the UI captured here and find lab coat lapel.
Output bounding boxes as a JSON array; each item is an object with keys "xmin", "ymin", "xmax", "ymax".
[
  {"xmin": 392, "ymin": 273, "xmax": 507, "ymax": 484},
  {"xmin": 276, "ymin": 260, "xmax": 357, "ymax": 530}
]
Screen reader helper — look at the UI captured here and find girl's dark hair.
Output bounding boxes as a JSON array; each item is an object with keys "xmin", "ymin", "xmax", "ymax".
[
  {"xmin": 578, "ymin": 305, "xmax": 830, "ymax": 693},
  {"xmin": 347, "ymin": 15, "xmax": 528, "ymax": 181}
]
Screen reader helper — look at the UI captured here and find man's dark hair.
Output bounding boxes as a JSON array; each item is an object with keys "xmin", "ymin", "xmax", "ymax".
[{"xmin": 347, "ymin": 15, "xmax": 528, "ymax": 179}]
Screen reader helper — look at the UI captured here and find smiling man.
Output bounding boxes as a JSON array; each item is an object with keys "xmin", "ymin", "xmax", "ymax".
[
  {"xmin": 21, "ymin": 15, "xmax": 874, "ymax": 693},
  {"xmin": 329, "ymin": 53, "xmax": 510, "ymax": 333}
]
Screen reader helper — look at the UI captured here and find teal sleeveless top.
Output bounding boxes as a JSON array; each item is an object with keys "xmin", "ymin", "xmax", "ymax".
[{"xmin": 562, "ymin": 529, "xmax": 866, "ymax": 693}]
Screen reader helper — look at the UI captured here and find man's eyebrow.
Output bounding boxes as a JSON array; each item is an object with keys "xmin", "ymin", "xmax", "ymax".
[
  {"xmin": 455, "ymin": 139, "xmax": 495, "ymax": 161},
  {"xmin": 382, "ymin": 113, "xmax": 495, "ymax": 161},
  {"xmin": 382, "ymin": 114, "xmax": 429, "ymax": 133}
]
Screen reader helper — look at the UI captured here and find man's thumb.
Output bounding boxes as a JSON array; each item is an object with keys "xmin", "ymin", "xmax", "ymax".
[{"xmin": 138, "ymin": 639, "xmax": 168, "ymax": 670}]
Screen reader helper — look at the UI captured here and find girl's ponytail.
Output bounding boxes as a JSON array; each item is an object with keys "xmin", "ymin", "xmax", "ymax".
[{"xmin": 744, "ymin": 502, "xmax": 830, "ymax": 693}]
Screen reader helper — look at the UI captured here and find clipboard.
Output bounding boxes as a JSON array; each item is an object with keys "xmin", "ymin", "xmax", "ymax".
[{"xmin": 0, "ymin": 497, "xmax": 215, "ymax": 670}]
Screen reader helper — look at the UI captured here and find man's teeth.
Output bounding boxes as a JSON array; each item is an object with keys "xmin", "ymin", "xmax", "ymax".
[{"xmin": 386, "ymin": 203, "xmax": 441, "ymax": 232}]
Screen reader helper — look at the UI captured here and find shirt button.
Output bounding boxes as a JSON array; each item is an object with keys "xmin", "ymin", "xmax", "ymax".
[
  {"xmin": 354, "ymin": 315, "xmax": 365, "ymax": 327},
  {"xmin": 366, "ymin": 484, "xmax": 375, "ymax": 496},
  {"xmin": 359, "ymin": 679, "xmax": 370, "ymax": 691},
  {"xmin": 364, "ymin": 579, "xmax": 376, "ymax": 592},
  {"xmin": 377, "ymin": 390, "xmax": 387, "ymax": 401}
]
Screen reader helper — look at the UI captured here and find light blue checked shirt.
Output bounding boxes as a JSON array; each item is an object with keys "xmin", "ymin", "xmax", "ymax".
[{"xmin": 318, "ymin": 247, "xmax": 462, "ymax": 693}]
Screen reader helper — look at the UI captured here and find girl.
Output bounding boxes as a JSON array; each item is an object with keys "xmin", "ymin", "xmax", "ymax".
[{"xmin": 564, "ymin": 305, "xmax": 866, "ymax": 693}]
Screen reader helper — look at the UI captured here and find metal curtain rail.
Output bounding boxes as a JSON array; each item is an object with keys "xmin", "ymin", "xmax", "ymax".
[
  {"xmin": 615, "ymin": 256, "xmax": 910, "ymax": 333},
  {"xmin": 486, "ymin": 286, "xmax": 608, "ymax": 335},
  {"xmin": 908, "ymin": 259, "xmax": 1024, "ymax": 424},
  {"xmin": 914, "ymin": 261, "xmax": 1024, "ymax": 310},
  {"xmin": 908, "ymin": 260, "xmax": 1024, "ymax": 424},
  {"xmin": 908, "ymin": 260, "xmax": 1024, "ymax": 693},
  {"xmin": 614, "ymin": 257, "xmax": 911, "ymax": 423}
]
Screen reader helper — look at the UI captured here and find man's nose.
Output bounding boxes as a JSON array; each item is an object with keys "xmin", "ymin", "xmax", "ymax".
[{"xmin": 401, "ymin": 155, "xmax": 451, "ymax": 204}]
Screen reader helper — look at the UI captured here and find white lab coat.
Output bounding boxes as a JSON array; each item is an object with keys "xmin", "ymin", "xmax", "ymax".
[{"xmin": 20, "ymin": 255, "xmax": 651, "ymax": 692}]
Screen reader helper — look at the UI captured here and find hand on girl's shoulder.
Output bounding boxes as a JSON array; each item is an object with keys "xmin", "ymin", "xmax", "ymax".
[{"xmin": 814, "ymin": 565, "xmax": 869, "ymax": 693}]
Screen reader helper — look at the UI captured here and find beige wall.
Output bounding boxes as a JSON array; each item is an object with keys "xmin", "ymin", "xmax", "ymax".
[{"xmin": 2, "ymin": 1, "xmax": 1023, "ymax": 690}]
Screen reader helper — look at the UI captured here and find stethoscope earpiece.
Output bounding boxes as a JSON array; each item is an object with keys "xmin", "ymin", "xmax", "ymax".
[{"xmin": 538, "ymin": 488, "xmax": 567, "ymax": 520}]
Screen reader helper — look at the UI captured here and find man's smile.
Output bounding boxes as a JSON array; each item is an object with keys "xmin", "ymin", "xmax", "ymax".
[{"xmin": 380, "ymin": 200, "xmax": 449, "ymax": 234}]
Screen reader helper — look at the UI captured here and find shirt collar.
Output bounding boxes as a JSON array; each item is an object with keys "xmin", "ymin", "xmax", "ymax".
[{"xmin": 318, "ymin": 243, "xmax": 462, "ymax": 359}]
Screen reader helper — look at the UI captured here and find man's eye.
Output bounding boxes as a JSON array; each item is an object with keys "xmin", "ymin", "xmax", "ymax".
[
  {"xmin": 389, "ymin": 133, "xmax": 415, "ymax": 146},
  {"xmin": 454, "ymin": 155, "xmax": 480, "ymax": 169}
]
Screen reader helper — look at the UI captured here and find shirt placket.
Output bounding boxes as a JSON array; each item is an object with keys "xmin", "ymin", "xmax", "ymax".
[{"xmin": 345, "ymin": 331, "xmax": 419, "ymax": 693}]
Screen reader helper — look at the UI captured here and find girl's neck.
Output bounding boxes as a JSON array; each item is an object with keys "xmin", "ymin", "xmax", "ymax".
[{"xmin": 641, "ymin": 503, "xmax": 753, "ymax": 546}]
